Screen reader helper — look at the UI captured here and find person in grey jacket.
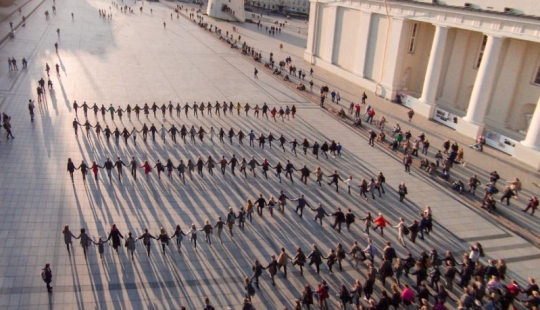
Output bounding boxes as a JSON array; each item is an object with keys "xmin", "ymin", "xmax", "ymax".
[
  {"xmin": 62, "ymin": 225, "xmax": 78, "ymax": 255},
  {"xmin": 124, "ymin": 232, "xmax": 136, "ymax": 260},
  {"xmin": 77, "ymin": 228, "xmax": 94, "ymax": 260}
]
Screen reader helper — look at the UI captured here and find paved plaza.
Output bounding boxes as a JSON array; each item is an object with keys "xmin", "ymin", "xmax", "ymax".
[{"xmin": 0, "ymin": 0, "xmax": 539, "ymax": 309}]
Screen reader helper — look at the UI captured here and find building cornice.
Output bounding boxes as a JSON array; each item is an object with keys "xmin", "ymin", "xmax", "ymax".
[{"xmin": 311, "ymin": 0, "xmax": 540, "ymax": 43}]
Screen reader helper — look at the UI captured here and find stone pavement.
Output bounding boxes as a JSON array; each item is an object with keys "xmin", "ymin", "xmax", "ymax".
[{"xmin": 0, "ymin": 0, "xmax": 538, "ymax": 309}]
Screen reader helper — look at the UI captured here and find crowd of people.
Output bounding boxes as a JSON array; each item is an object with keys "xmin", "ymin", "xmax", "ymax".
[
  {"xmin": 27, "ymin": 3, "xmax": 539, "ymax": 310},
  {"xmin": 57, "ymin": 199, "xmax": 539, "ymax": 310}
]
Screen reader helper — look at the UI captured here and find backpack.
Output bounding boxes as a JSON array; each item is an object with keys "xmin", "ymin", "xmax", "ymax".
[
  {"xmin": 41, "ymin": 269, "xmax": 47, "ymax": 282},
  {"xmin": 402, "ymin": 225, "xmax": 410, "ymax": 235}
]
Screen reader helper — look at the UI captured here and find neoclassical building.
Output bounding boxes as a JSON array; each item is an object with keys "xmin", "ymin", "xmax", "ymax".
[{"xmin": 304, "ymin": 0, "xmax": 540, "ymax": 170}]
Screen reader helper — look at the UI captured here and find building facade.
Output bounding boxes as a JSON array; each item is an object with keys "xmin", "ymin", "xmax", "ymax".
[
  {"xmin": 249, "ymin": 0, "xmax": 310, "ymax": 14},
  {"xmin": 207, "ymin": 0, "xmax": 246, "ymax": 22},
  {"xmin": 304, "ymin": 0, "xmax": 540, "ymax": 170}
]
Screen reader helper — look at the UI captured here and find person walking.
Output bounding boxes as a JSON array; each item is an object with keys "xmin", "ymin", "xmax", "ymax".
[
  {"xmin": 67, "ymin": 158, "xmax": 76, "ymax": 183},
  {"xmin": 291, "ymin": 246, "xmax": 307, "ymax": 276},
  {"xmin": 251, "ymin": 259, "xmax": 264, "ymax": 289},
  {"xmin": 41, "ymin": 263, "xmax": 53, "ymax": 293},
  {"xmin": 393, "ymin": 217, "xmax": 408, "ymax": 248},
  {"xmin": 310, "ymin": 203, "xmax": 329, "ymax": 225},
  {"xmin": 331, "ymin": 207, "xmax": 345, "ymax": 233},
  {"xmin": 291, "ymin": 194, "xmax": 310, "ymax": 218},
  {"xmin": 398, "ymin": 182, "xmax": 408, "ymax": 202},
  {"xmin": 124, "ymin": 232, "xmax": 136, "ymax": 260},
  {"xmin": 62, "ymin": 225, "xmax": 78, "ymax": 255},
  {"xmin": 156, "ymin": 228, "xmax": 170, "ymax": 254},
  {"xmin": 373, "ymin": 213, "xmax": 391, "ymax": 237},
  {"xmin": 170, "ymin": 225, "xmax": 186, "ymax": 253},
  {"xmin": 327, "ymin": 170, "xmax": 343, "ymax": 192},
  {"xmin": 107, "ymin": 224, "xmax": 124, "ymax": 253},
  {"xmin": 307, "ymin": 244, "xmax": 323, "ymax": 274},
  {"xmin": 200, "ymin": 219, "xmax": 213, "ymax": 245},
  {"xmin": 214, "ymin": 217, "xmax": 225, "ymax": 244},
  {"xmin": 186, "ymin": 224, "xmax": 198, "ymax": 249},
  {"xmin": 136, "ymin": 228, "xmax": 156, "ymax": 257},
  {"xmin": 524, "ymin": 196, "xmax": 539, "ymax": 215},
  {"xmin": 77, "ymin": 228, "xmax": 94, "ymax": 260}
]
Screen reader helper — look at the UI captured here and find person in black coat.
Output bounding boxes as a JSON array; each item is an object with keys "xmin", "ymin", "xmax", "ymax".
[
  {"xmin": 107, "ymin": 224, "xmax": 124, "ymax": 253},
  {"xmin": 331, "ymin": 207, "xmax": 345, "ymax": 233}
]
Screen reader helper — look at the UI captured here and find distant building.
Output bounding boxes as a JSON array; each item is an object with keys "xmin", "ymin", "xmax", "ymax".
[
  {"xmin": 248, "ymin": 0, "xmax": 310, "ymax": 15},
  {"xmin": 305, "ymin": 0, "xmax": 540, "ymax": 170},
  {"xmin": 207, "ymin": 0, "xmax": 245, "ymax": 22}
]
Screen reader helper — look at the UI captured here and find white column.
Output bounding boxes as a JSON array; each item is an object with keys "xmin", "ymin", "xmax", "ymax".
[
  {"xmin": 462, "ymin": 35, "xmax": 504, "ymax": 124},
  {"xmin": 379, "ymin": 18, "xmax": 405, "ymax": 99},
  {"xmin": 521, "ymin": 98, "xmax": 540, "ymax": 150},
  {"xmin": 305, "ymin": 0, "xmax": 318, "ymax": 57},
  {"xmin": 419, "ymin": 25, "xmax": 448, "ymax": 104},
  {"xmin": 353, "ymin": 11, "xmax": 372, "ymax": 77},
  {"xmin": 323, "ymin": 6, "xmax": 337, "ymax": 63}
]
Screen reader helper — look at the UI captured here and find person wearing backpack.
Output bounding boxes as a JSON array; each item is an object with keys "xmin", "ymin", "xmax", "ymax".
[
  {"xmin": 244, "ymin": 276, "xmax": 256, "ymax": 301},
  {"xmin": 41, "ymin": 263, "xmax": 53, "ymax": 293}
]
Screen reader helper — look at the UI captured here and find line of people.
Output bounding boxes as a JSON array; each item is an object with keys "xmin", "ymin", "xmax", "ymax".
[
  {"xmin": 72, "ymin": 101, "xmax": 298, "ymax": 121},
  {"xmin": 71, "ymin": 120, "xmax": 342, "ymax": 155},
  {"xmin": 65, "ymin": 156, "xmax": 388, "ymax": 200}
]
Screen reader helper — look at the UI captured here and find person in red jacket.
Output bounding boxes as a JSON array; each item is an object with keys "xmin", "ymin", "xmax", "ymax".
[
  {"xmin": 140, "ymin": 160, "xmax": 152, "ymax": 180},
  {"xmin": 373, "ymin": 213, "xmax": 392, "ymax": 237}
]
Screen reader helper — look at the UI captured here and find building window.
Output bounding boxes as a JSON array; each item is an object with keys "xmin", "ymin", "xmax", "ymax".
[
  {"xmin": 408, "ymin": 23, "xmax": 418, "ymax": 54},
  {"xmin": 475, "ymin": 35, "xmax": 488, "ymax": 69},
  {"xmin": 534, "ymin": 66, "xmax": 540, "ymax": 85}
]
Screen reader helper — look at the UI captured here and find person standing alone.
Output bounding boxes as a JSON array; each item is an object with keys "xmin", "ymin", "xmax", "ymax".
[{"xmin": 41, "ymin": 263, "xmax": 53, "ymax": 293}]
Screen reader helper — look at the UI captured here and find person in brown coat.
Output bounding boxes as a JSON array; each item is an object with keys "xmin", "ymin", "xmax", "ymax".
[{"xmin": 277, "ymin": 247, "xmax": 292, "ymax": 278}]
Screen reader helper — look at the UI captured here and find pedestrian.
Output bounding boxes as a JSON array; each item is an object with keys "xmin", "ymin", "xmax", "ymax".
[
  {"xmin": 307, "ymin": 244, "xmax": 323, "ymax": 274},
  {"xmin": 408, "ymin": 109, "xmax": 415, "ymax": 121},
  {"xmin": 254, "ymin": 67, "xmax": 258, "ymax": 79},
  {"xmin": 41, "ymin": 263, "xmax": 53, "ymax": 293},
  {"xmin": 156, "ymin": 228, "xmax": 169, "ymax": 254},
  {"xmin": 62, "ymin": 225, "xmax": 78, "ymax": 255},
  {"xmin": 331, "ymin": 207, "xmax": 345, "ymax": 233},
  {"xmin": 523, "ymin": 196, "xmax": 539, "ymax": 215},
  {"xmin": 77, "ymin": 228, "xmax": 94, "ymax": 260},
  {"xmin": 306, "ymin": 203, "xmax": 326, "ymax": 226},
  {"xmin": 107, "ymin": 224, "xmax": 124, "ymax": 253},
  {"xmin": 123, "ymin": 232, "xmax": 136, "ymax": 260},
  {"xmin": 200, "ymin": 219, "xmax": 213, "ymax": 245},
  {"xmin": 171, "ymin": 225, "xmax": 186, "ymax": 252},
  {"xmin": 28, "ymin": 99, "xmax": 35, "ymax": 122},
  {"xmin": 398, "ymin": 182, "xmax": 408, "ymax": 202},
  {"xmin": 54, "ymin": 42, "xmax": 58, "ymax": 53},
  {"xmin": 251, "ymin": 259, "xmax": 264, "ymax": 289},
  {"xmin": 327, "ymin": 170, "xmax": 342, "ymax": 192},
  {"xmin": 186, "ymin": 223, "xmax": 198, "ymax": 249},
  {"xmin": 373, "ymin": 213, "xmax": 391, "ymax": 237},
  {"xmin": 291, "ymin": 194, "xmax": 310, "ymax": 218}
]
